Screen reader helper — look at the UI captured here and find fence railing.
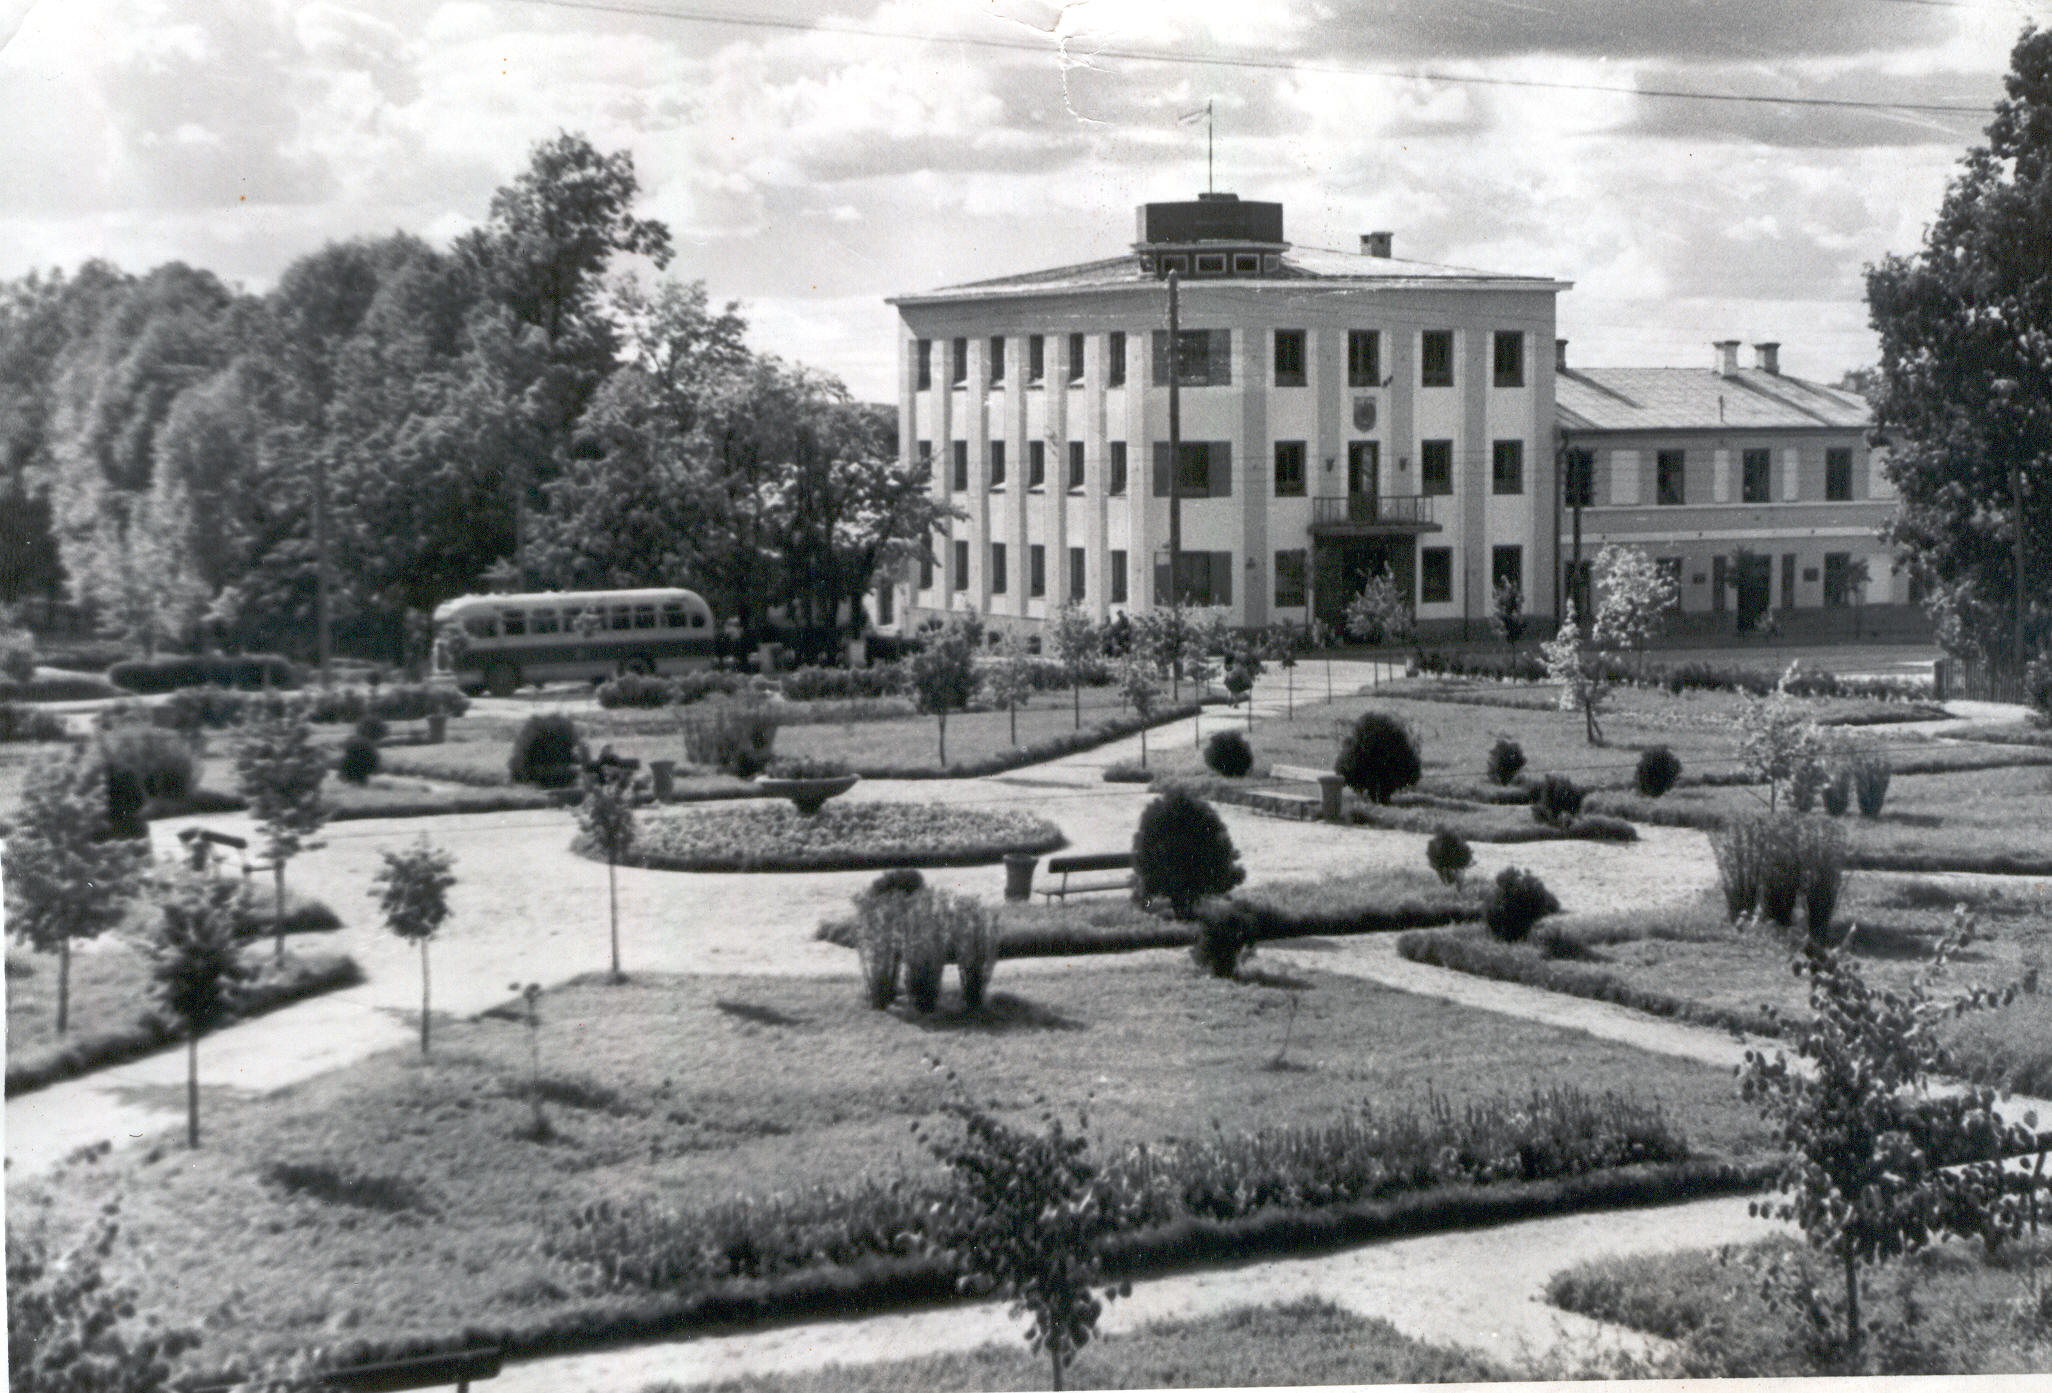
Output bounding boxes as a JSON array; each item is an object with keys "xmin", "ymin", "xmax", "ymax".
[{"xmin": 1311, "ymin": 495, "xmax": 1434, "ymax": 527}]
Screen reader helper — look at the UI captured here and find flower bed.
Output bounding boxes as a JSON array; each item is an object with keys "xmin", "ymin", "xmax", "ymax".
[{"xmin": 590, "ymin": 801, "xmax": 1066, "ymax": 872}]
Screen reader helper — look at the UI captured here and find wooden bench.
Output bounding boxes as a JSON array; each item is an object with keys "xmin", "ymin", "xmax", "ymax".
[{"xmin": 1039, "ymin": 851, "xmax": 1136, "ymax": 902}]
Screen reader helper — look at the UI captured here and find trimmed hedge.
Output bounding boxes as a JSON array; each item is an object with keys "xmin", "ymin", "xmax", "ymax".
[
  {"xmin": 0, "ymin": 702, "xmax": 68, "ymax": 741},
  {"xmin": 5, "ymin": 953, "xmax": 364, "ymax": 1097},
  {"xmin": 1408, "ymin": 649, "xmax": 1935, "ymax": 701},
  {"xmin": 107, "ymin": 653, "xmax": 298, "ymax": 694},
  {"xmin": 0, "ymin": 672, "xmax": 123, "ymax": 702},
  {"xmin": 594, "ymin": 803, "xmax": 1067, "ymax": 873},
  {"xmin": 1193, "ymin": 884, "xmax": 1483, "ymax": 943},
  {"xmin": 848, "ymin": 701, "xmax": 1207, "ymax": 779}
]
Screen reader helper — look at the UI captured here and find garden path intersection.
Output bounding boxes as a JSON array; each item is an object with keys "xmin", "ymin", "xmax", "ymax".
[{"xmin": 8, "ymin": 662, "xmax": 2048, "ymax": 1385}]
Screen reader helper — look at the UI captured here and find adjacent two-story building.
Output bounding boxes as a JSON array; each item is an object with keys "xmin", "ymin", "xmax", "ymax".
[
  {"xmin": 881, "ymin": 193, "xmax": 1911, "ymax": 642},
  {"xmin": 884, "ymin": 192, "xmax": 1569, "ymax": 639}
]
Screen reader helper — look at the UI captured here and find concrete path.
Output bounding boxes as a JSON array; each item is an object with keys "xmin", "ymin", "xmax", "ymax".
[{"xmin": 491, "ymin": 1194, "xmax": 1776, "ymax": 1392}]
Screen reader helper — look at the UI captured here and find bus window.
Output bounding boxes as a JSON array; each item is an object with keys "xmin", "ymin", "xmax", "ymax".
[
  {"xmin": 661, "ymin": 604, "xmax": 687, "ymax": 629},
  {"xmin": 500, "ymin": 609, "xmax": 527, "ymax": 637},
  {"xmin": 531, "ymin": 609, "xmax": 559, "ymax": 635},
  {"xmin": 690, "ymin": 612, "xmax": 707, "ymax": 628},
  {"xmin": 463, "ymin": 614, "xmax": 497, "ymax": 639},
  {"xmin": 610, "ymin": 607, "xmax": 633, "ymax": 632},
  {"xmin": 633, "ymin": 605, "xmax": 656, "ymax": 630}
]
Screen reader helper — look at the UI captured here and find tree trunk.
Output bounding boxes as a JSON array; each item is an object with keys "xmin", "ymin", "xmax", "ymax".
[
  {"xmin": 608, "ymin": 857, "xmax": 621, "ymax": 980},
  {"xmin": 937, "ymin": 708, "xmax": 948, "ymax": 766},
  {"xmin": 1140, "ymin": 724, "xmax": 1148, "ymax": 768},
  {"xmin": 1286, "ymin": 666, "xmax": 1294, "ymax": 719},
  {"xmin": 274, "ymin": 862, "xmax": 287, "ymax": 962},
  {"xmin": 1844, "ymin": 1248, "xmax": 1861, "ymax": 1361},
  {"xmin": 1009, "ymin": 701, "xmax": 1017, "ymax": 745},
  {"xmin": 1072, "ymin": 682, "xmax": 1081, "ymax": 730},
  {"xmin": 56, "ymin": 937, "xmax": 70, "ymax": 1036},
  {"xmin": 1050, "ymin": 1342, "xmax": 1064, "ymax": 1392},
  {"xmin": 187, "ymin": 1032, "xmax": 201, "ymax": 1149},
  {"xmin": 420, "ymin": 940, "xmax": 432, "ymax": 1056}
]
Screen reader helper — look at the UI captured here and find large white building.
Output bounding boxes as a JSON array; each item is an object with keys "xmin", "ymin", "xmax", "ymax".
[{"xmin": 884, "ymin": 193, "xmax": 1570, "ymax": 638}]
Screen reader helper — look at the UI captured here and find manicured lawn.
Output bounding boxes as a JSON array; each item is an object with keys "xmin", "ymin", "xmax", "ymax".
[
  {"xmin": 1547, "ymin": 1234, "xmax": 2052, "ymax": 1376},
  {"xmin": 657, "ymin": 1297, "xmax": 1506, "ymax": 1392},
  {"xmin": 24, "ymin": 961, "xmax": 1774, "ymax": 1366},
  {"xmin": 7, "ymin": 938, "xmax": 169, "ymax": 1055}
]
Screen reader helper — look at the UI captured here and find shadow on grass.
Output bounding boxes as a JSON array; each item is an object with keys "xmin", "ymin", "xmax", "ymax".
[
  {"xmin": 1262, "ymin": 935, "xmax": 1338, "ymax": 953},
  {"xmin": 900, "ymin": 992, "xmax": 1084, "ymax": 1034},
  {"xmin": 1238, "ymin": 967, "xmax": 1315, "ymax": 992},
  {"xmin": 714, "ymin": 999, "xmax": 809, "ymax": 1029},
  {"xmin": 262, "ymin": 1159, "xmax": 435, "ymax": 1214}
]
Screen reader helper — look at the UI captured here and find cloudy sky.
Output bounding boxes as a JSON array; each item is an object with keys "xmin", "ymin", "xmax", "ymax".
[{"xmin": 1, "ymin": 0, "xmax": 2041, "ymax": 400}]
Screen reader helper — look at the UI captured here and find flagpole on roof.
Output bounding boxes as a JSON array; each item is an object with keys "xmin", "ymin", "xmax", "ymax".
[{"xmin": 1207, "ymin": 99, "xmax": 1214, "ymax": 192}]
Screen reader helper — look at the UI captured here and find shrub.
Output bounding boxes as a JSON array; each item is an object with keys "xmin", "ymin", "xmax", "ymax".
[
  {"xmin": 781, "ymin": 665, "xmax": 907, "ymax": 701},
  {"xmin": 679, "ymin": 699, "xmax": 778, "ymax": 778},
  {"xmin": 1192, "ymin": 910, "xmax": 1258, "ymax": 978},
  {"xmin": 1204, "ymin": 729, "xmax": 1254, "ymax": 777},
  {"xmin": 762, "ymin": 755, "xmax": 851, "ymax": 780},
  {"xmin": 1102, "ymin": 760, "xmax": 1153, "ymax": 784},
  {"xmin": 1426, "ymin": 829, "xmax": 1473, "ymax": 886},
  {"xmin": 942, "ymin": 893, "xmax": 1000, "ymax": 1007},
  {"xmin": 1486, "ymin": 736, "xmax": 1526, "ymax": 786},
  {"xmin": 900, "ymin": 899, "xmax": 947, "ymax": 1013},
  {"xmin": 1133, "ymin": 788, "xmax": 1245, "ymax": 919},
  {"xmin": 1634, "ymin": 746, "xmax": 1681, "ymax": 799},
  {"xmin": 868, "ymin": 867, "xmax": 925, "ymax": 898},
  {"xmin": 99, "ymin": 726, "xmax": 198, "ymax": 801},
  {"xmin": 853, "ymin": 895, "xmax": 902, "ymax": 1011},
  {"xmin": 1850, "ymin": 746, "xmax": 1892, "ymax": 817},
  {"xmin": 596, "ymin": 673, "xmax": 675, "ymax": 708},
  {"xmin": 1566, "ymin": 814, "xmax": 1638, "ymax": 843},
  {"xmin": 1532, "ymin": 773, "xmax": 1585, "ymax": 827},
  {"xmin": 1485, "ymin": 866, "xmax": 1559, "ymax": 943},
  {"xmin": 1798, "ymin": 819, "xmax": 1848, "ymax": 944},
  {"xmin": 1757, "ymin": 825, "xmax": 1804, "ymax": 928},
  {"xmin": 1334, "ymin": 711, "xmax": 1422, "ymax": 805},
  {"xmin": 353, "ymin": 715, "xmax": 389, "ymax": 743},
  {"xmin": 1820, "ymin": 766, "xmax": 1851, "ymax": 816},
  {"xmin": 671, "ymin": 671, "xmax": 752, "ymax": 705},
  {"xmin": 106, "ymin": 653, "xmax": 297, "ymax": 694},
  {"xmin": 1711, "ymin": 817, "xmax": 1767, "ymax": 921},
  {"xmin": 0, "ymin": 702, "xmax": 67, "ymax": 742},
  {"xmin": 507, "ymin": 714, "xmax": 581, "ymax": 787},
  {"xmin": 1788, "ymin": 757, "xmax": 1826, "ymax": 813},
  {"xmin": 337, "ymin": 734, "xmax": 380, "ymax": 785},
  {"xmin": 0, "ymin": 627, "xmax": 34, "ymax": 684}
]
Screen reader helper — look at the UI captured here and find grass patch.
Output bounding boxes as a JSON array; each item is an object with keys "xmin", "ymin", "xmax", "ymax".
[
  {"xmin": 1547, "ymin": 1235, "xmax": 2052, "ymax": 1376},
  {"xmin": 24, "ymin": 963, "xmax": 1777, "ymax": 1368},
  {"xmin": 597, "ymin": 802, "xmax": 1066, "ymax": 872},
  {"xmin": 656, "ymin": 1296, "xmax": 1507, "ymax": 1392}
]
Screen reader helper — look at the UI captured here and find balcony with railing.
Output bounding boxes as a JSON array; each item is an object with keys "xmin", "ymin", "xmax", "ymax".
[{"xmin": 1310, "ymin": 494, "xmax": 1439, "ymax": 532}]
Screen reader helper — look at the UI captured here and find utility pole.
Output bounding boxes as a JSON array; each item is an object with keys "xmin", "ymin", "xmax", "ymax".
[
  {"xmin": 1166, "ymin": 268, "xmax": 1182, "ymax": 614},
  {"xmin": 2014, "ymin": 456, "xmax": 2028, "ymax": 688},
  {"xmin": 314, "ymin": 449, "xmax": 332, "ymax": 688}
]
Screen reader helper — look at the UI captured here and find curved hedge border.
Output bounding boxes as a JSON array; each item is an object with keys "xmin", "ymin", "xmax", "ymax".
[
  {"xmin": 1185, "ymin": 780, "xmax": 1636, "ymax": 844},
  {"xmin": 5, "ymin": 953, "xmax": 364, "ymax": 1097},
  {"xmin": 849, "ymin": 701, "xmax": 1209, "ymax": 779},
  {"xmin": 585, "ymin": 803, "xmax": 1066, "ymax": 873},
  {"xmin": 199, "ymin": 1156, "xmax": 1771, "ymax": 1385}
]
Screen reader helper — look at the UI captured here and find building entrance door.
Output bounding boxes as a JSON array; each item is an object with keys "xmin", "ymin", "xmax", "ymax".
[
  {"xmin": 1313, "ymin": 536, "xmax": 1413, "ymax": 633},
  {"xmin": 1734, "ymin": 554, "xmax": 1771, "ymax": 632}
]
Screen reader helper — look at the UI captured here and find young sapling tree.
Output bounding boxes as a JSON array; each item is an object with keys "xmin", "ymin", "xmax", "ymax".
[
  {"xmin": 908, "ymin": 618, "xmax": 980, "ymax": 766},
  {"xmin": 1117, "ymin": 655, "xmax": 1159, "ymax": 767},
  {"xmin": 372, "ymin": 837, "xmax": 457, "ymax": 1055},
  {"xmin": 984, "ymin": 630, "xmax": 1036, "ymax": 746},
  {"xmin": 143, "ymin": 867, "xmax": 255, "ymax": 1148},
  {"xmin": 576, "ymin": 762, "xmax": 638, "ymax": 980},
  {"xmin": 234, "ymin": 703, "xmax": 329, "ymax": 960},
  {"xmin": 1048, "ymin": 603, "xmax": 1100, "ymax": 730}
]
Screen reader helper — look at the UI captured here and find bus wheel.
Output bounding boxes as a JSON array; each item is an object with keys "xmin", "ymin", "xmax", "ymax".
[
  {"xmin": 624, "ymin": 654, "xmax": 656, "ymax": 677},
  {"xmin": 485, "ymin": 660, "xmax": 520, "ymax": 697}
]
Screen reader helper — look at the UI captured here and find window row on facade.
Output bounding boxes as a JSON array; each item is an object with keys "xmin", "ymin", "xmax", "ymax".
[
  {"xmin": 913, "ymin": 327, "xmax": 1534, "ymax": 392},
  {"xmin": 1563, "ymin": 548, "xmax": 1881, "ymax": 612},
  {"xmin": 917, "ymin": 437, "xmax": 1534, "ymax": 498},
  {"xmin": 1562, "ymin": 445, "xmax": 1864, "ymax": 507}
]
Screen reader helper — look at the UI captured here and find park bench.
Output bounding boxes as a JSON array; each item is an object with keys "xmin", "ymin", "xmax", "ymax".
[{"xmin": 1039, "ymin": 851, "xmax": 1136, "ymax": 903}]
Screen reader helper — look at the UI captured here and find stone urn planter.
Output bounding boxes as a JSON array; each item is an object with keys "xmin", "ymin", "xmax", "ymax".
[{"xmin": 758, "ymin": 773, "xmax": 859, "ymax": 816}]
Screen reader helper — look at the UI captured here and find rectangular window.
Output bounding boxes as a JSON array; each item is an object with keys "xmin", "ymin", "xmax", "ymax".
[
  {"xmin": 1492, "ymin": 331, "xmax": 1524, "ymax": 388},
  {"xmin": 1027, "ymin": 334, "xmax": 1045, "ymax": 384},
  {"xmin": 1824, "ymin": 552, "xmax": 1852, "ymax": 607},
  {"xmin": 610, "ymin": 606, "xmax": 633, "ymax": 632},
  {"xmin": 1108, "ymin": 442, "xmax": 1128, "ymax": 495},
  {"xmin": 917, "ymin": 439, "xmax": 933, "ymax": 479},
  {"xmin": 657, "ymin": 604, "xmax": 686, "ymax": 630},
  {"xmin": 1420, "ymin": 548, "xmax": 1453, "ymax": 604},
  {"xmin": 1069, "ymin": 546, "xmax": 1086, "ymax": 600},
  {"xmin": 950, "ymin": 338, "xmax": 967, "ymax": 386},
  {"xmin": 1826, "ymin": 447, "xmax": 1853, "ymax": 501},
  {"xmin": 1274, "ymin": 549, "xmax": 1307, "ymax": 608},
  {"xmin": 1491, "ymin": 440, "xmax": 1523, "ymax": 496},
  {"xmin": 500, "ymin": 609, "xmax": 527, "ymax": 637},
  {"xmin": 989, "ymin": 336, "xmax": 1006, "ymax": 385},
  {"xmin": 990, "ymin": 541, "xmax": 1007, "ymax": 594},
  {"xmin": 989, "ymin": 440, "xmax": 1006, "ymax": 488},
  {"xmin": 916, "ymin": 338, "xmax": 932, "ymax": 391},
  {"xmin": 1347, "ymin": 330, "xmax": 1380, "ymax": 387},
  {"xmin": 920, "ymin": 549, "xmax": 934, "ymax": 590},
  {"xmin": 1068, "ymin": 333, "xmax": 1085, "ymax": 384},
  {"xmin": 1743, "ymin": 449, "xmax": 1771, "ymax": 503},
  {"xmin": 1152, "ymin": 441, "xmax": 1233, "ymax": 498},
  {"xmin": 953, "ymin": 539, "xmax": 969, "ymax": 591},
  {"xmin": 1150, "ymin": 329, "xmax": 1232, "ymax": 386},
  {"xmin": 531, "ymin": 609, "xmax": 559, "ymax": 635},
  {"xmin": 1782, "ymin": 552, "xmax": 1798, "ymax": 609},
  {"xmin": 1029, "ymin": 544, "xmax": 1046, "ymax": 597},
  {"xmin": 1657, "ymin": 449, "xmax": 1686, "ymax": 506},
  {"xmin": 1110, "ymin": 549, "xmax": 1128, "ymax": 603},
  {"xmin": 1563, "ymin": 448, "xmax": 1595, "ymax": 508},
  {"xmin": 1156, "ymin": 552, "xmax": 1234, "ymax": 607},
  {"xmin": 951, "ymin": 440, "xmax": 969, "ymax": 492},
  {"xmin": 1421, "ymin": 330, "xmax": 1454, "ymax": 387},
  {"xmin": 1028, "ymin": 440, "xmax": 1045, "ymax": 489},
  {"xmin": 1107, "ymin": 331, "xmax": 1126, "ymax": 387},
  {"xmin": 1491, "ymin": 545, "xmax": 1523, "ymax": 596},
  {"xmin": 1273, "ymin": 329, "xmax": 1306, "ymax": 387},
  {"xmin": 1420, "ymin": 439, "xmax": 1454, "ymax": 497},
  {"xmin": 1273, "ymin": 441, "xmax": 1306, "ymax": 497},
  {"xmin": 1067, "ymin": 441, "xmax": 1085, "ymax": 491},
  {"xmin": 633, "ymin": 604, "xmax": 657, "ymax": 630}
]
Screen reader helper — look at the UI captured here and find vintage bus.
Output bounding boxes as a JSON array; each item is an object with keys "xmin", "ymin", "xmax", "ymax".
[{"xmin": 431, "ymin": 588, "xmax": 718, "ymax": 695}]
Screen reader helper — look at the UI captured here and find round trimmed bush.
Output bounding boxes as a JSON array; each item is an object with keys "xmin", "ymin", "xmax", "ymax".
[
  {"xmin": 1204, "ymin": 729, "xmax": 1254, "ymax": 778},
  {"xmin": 509, "ymin": 713, "xmax": 581, "ymax": 787},
  {"xmin": 1335, "ymin": 712, "xmax": 1422, "ymax": 805},
  {"xmin": 1102, "ymin": 760, "xmax": 1152, "ymax": 784},
  {"xmin": 1133, "ymin": 788, "xmax": 1245, "ymax": 919},
  {"xmin": 337, "ymin": 733, "xmax": 380, "ymax": 786},
  {"xmin": 1486, "ymin": 866, "xmax": 1560, "ymax": 943},
  {"xmin": 1634, "ymin": 746, "xmax": 1681, "ymax": 799},
  {"xmin": 1532, "ymin": 773, "xmax": 1584, "ymax": 827},
  {"xmin": 867, "ymin": 867, "xmax": 926, "ymax": 898},
  {"xmin": 354, "ymin": 715, "xmax": 390, "ymax": 743},
  {"xmin": 1426, "ymin": 828, "xmax": 1473, "ymax": 886},
  {"xmin": 1487, "ymin": 736, "xmax": 1526, "ymax": 786},
  {"xmin": 100, "ymin": 726, "xmax": 198, "ymax": 801}
]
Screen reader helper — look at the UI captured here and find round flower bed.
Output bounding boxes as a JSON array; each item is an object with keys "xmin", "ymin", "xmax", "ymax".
[{"xmin": 582, "ymin": 801, "xmax": 1066, "ymax": 873}]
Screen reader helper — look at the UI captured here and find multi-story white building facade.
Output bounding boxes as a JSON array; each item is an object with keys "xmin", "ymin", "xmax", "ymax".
[
  {"xmin": 1555, "ymin": 341, "xmax": 1911, "ymax": 636},
  {"xmin": 884, "ymin": 193, "xmax": 1570, "ymax": 638}
]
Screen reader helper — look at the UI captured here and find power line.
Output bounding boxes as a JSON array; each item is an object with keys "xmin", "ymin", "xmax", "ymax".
[{"xmin": 502, "ymin": 0, "xmax": 2004, "ymax": 117}]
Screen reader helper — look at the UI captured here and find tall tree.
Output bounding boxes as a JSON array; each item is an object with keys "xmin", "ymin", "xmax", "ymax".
[{"xmin": 1866, "ymin": 24, "xmax": 2052, "ymax": 679}]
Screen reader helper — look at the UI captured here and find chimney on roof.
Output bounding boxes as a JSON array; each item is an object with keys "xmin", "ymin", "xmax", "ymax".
[
  {"xmin": 1555, "ymin": 339, "xmax": 1568, "ymax": 372},
  {"xmin": 1714, "ymin": 340, "xmax": 1741, "ymax": 376},
  {"xmin": 1752, "ymin": 342, "xmax": 1781, "ymax": 374},
  {"xmin": 1360, "ymin": 231, "xmax": 1393, "ymax": 258}
]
